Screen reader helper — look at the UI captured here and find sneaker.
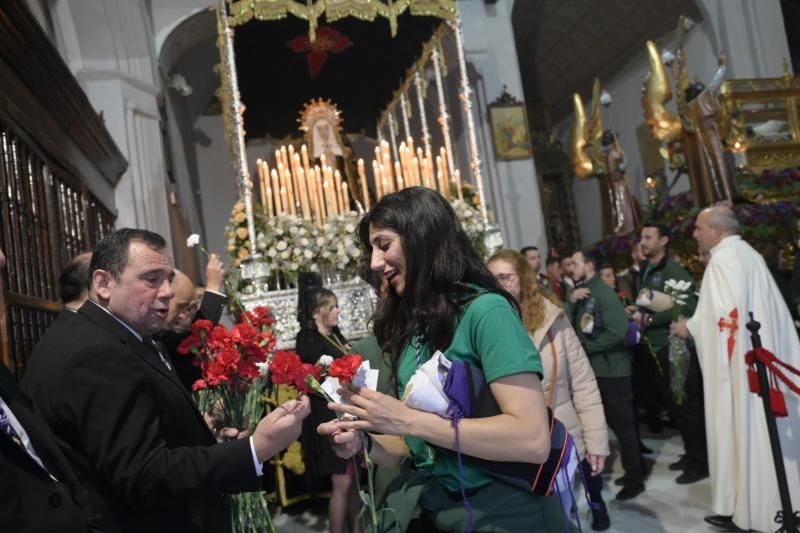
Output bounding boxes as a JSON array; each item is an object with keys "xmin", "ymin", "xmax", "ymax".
[
  {"xmin": 590, "ymin": 502, "xmax": 611, "ymax": 531},
  {"xmin": 675, "ymin": 469, "xmax": 709, "ymax": 485},
  {"xmin": 616, "ymin": 483, "xmax": 645, "ymax": 501}
]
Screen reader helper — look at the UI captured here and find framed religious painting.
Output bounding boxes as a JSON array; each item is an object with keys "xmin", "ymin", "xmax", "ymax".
[{"xmin": 488, "ymin": 96, "xmax": 533, "ymax": 161}]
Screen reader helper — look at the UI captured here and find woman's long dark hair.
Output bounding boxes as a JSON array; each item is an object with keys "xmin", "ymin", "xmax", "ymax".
[{"xmin": 358, "ymin": 187, "xmax": 506, "ymax": 384}]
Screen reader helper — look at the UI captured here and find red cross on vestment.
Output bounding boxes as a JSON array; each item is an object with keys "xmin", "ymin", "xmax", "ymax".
[{"xmin": 718, "ymin": 308, "xmax": 739, "ymax": 363}]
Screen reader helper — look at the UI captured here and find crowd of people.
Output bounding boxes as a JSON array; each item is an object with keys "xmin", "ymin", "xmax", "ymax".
[{"xmin": 1, "ymin": 189, "xmax": 799, "ymax": 533}]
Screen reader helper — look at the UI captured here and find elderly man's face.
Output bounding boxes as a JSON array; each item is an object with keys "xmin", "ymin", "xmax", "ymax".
[
  {"xmin": 99, "ymin": 241, "xmax": 175, "ymax": 336},
  {"xmin": 693, "ymin": 211, "xmax": 720, "ymax": 254},
  {"xmin": 166, "ymin": 271, "xmax": 196, "ymax": 332}
]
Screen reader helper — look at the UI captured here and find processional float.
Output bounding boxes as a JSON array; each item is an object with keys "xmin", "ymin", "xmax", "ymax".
[{"xmin": 214, "ymin": 0, "xmax": 500, "ymax": 351}]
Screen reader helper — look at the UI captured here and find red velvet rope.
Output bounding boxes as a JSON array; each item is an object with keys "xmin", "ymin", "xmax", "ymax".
[{"xmin": 745, "ymin": 347, "xmax": 800, "ymax": 396}]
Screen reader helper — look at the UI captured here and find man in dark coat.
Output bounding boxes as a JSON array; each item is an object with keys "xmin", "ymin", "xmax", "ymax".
[
  {"xmin": 23, "ymin": 228, "xmax": 309, "ymax": 533},
  {"xmin": 567, "ymin": 249, "xmax": 645, "ymax": 501},
  {"xmin": 0, "ymin": 246, "xmax": 107, "ymax": 532}
]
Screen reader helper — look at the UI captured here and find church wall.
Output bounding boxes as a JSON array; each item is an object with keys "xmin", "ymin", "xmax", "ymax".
[
  {"xmin": 459, "ymin": 0, "xmax": 548, "ymax": 254},
  {"xmin": 555, "ymin": 0, "xmax": 791, "ymax": 247},
  {"xmin": 47, "ymin": 0, "xmax": 173, "ymax": 249},
  {"xmin": 195, "ymin": 114, "xmax": 239, "ymax": 264}
]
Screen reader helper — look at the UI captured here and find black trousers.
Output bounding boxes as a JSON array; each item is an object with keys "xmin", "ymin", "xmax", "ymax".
[
  {"xmin": 596, "ymin": 376, "xmax": 643, "ymax": 486},
  {"xmin": 633, "ymin": 344, "xmax": 667, "ymax": 431},
  {"xmin": 580, "ymin": 458, "xmax": 605, "ymax": 504},
  {"xmin": 654, "ymin": 344, "xmax": 708, "ymax": 472}
]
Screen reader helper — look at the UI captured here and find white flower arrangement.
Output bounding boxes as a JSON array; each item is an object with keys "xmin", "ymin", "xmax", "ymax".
[{"xmin": 225, "ymin": 197, "xmax": 488, "ymax": 285}]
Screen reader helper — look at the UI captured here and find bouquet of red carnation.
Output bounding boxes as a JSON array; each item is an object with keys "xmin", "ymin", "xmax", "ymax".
[
  {"xmin": 178, "ymin": 305, "xmax": 278, "ymax": 533},
  {"xmin": 269, "ymin": 352, "xmax": 367, "ymax": 400},
  {"xmin": 269, "ymin": 352, "xmax": 387, "ymax": 530}
]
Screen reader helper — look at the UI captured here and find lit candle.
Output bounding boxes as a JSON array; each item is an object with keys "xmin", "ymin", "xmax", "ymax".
[
  {"xmin": 341, "ymin": 181, "xmax": 349, "ymax": 213},
  {"xmin": 454, "ymin": 169, "xmax": 463, "ymax": 200},
  {"xmin": 439, "ymin": 147, "xmax": 449, "ymax": 187},
  {"xmin": 256, "ymin": 159, "xmax": 267, "ymax": 210},
  {"xmin": 265, "ymin": 185, "xmax": 274, "ymax": 217},
  {"xmin": 301, "ymin": 144, "xmax": 311, "ymax": 179},
  {"xmin": 315, "ymin": 166, "xmax": 326, "ymax": 220},
  {"xmin": 381, "ymin": 141, "xmax": 393, "ymax": 192},
  {"xmin": 334, "ymin": 170, "xmax": 344, "ymax": 215},
  {"xmin": 297, "ymin": 167, "xmax": 310, "ymax": 219},
  {"xmin": 280, "ymin": 146, "xmax": 290, "ymax": 175},
  {"xmin": 280, "ymin": 186, "xmax": 289, "ymax": 216},
  {"xmin": 357, "ymin": 158, "xmax": 370, "ymax": 209},
  {"xmin": 373, "ymin": 160, "xmax": 383, "ymax": 200},
  {"xmin": 394, "ymin": 162, "xmax": 403, "ymax": 191},
  {"xmin": 270, "ymin": 168, "xmax": 282, "ymax": 215},
  {"xmin": 411, "ymin": 156, "xmax": 420, "ymax": 188}
]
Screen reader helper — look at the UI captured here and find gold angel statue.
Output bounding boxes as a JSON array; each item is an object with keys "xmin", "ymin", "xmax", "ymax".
[
  {"xmin": 571, "ymin": 79, "xmax": 639, "ymax": 236},
  {"xmin": 641, "ymin": 16, "xmax": 737, "ymax": 207}
]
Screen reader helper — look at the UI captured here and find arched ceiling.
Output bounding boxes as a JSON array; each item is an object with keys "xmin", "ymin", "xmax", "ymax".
[{"xmin": 512, "ymin": 0, "xmax": 703, "ymax": 129}]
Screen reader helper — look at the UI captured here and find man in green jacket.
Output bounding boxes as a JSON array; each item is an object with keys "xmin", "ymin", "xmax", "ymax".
[
  {"xmin": 568, "ymin": 249, "xmax": 645, "ymax": 501},
  {"xmin": 636, "ymin": 222, "xmax": 708, "ymax": 484}
]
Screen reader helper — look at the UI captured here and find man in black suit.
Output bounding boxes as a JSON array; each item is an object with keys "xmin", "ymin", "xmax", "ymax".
[
  {"xmin": 0, "ymin": 246, "xmax": 106, "ymax": 532},
  {"xmin": 23, "ymin": 229, "xmax": 310, "ymax": 532}
]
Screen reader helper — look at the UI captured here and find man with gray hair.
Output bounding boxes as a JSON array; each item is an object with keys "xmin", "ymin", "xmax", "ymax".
[{"xmin": 672, "ymin": 205, "xmax": 800, "ymax": 532}]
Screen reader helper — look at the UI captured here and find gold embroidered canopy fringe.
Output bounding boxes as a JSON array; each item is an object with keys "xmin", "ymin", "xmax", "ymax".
[{"xmin": 225, "ymin": 0, "xmax": 456, "ymax": 41}]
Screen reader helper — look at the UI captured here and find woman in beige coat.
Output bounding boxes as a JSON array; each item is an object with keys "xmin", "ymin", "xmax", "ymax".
[{"xmin": 489, "ymin": 250, "xmax": 611, "ymax": 531}]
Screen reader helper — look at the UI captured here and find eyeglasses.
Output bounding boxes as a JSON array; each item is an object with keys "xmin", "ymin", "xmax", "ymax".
[{"xmin": 494, "ymin": 273, "xmax": 518, "ymax": 284}]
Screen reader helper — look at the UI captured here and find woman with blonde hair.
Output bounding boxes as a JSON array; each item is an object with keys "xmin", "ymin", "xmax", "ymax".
[{"xmin": 488, "ymin": 249, "xmax": 611, "ymax": 531}]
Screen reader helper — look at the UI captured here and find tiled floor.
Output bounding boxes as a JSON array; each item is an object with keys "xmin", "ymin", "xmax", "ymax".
[
  {"xmin": 277, "ymin": 429, "xmax": 722, "ymax": 532},
  {"xmin": 576, "ymin": 430, "xmax": 717, "ymax": 533}
]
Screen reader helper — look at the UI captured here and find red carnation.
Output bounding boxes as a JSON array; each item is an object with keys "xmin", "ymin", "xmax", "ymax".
[
  {"xmin": 177, "ymin": 333, "xmax": 201, "ymax": 355},
  {"xmin": 328, "ymin": 354, "xmax": 363, "ymax": 384},
  {"xmin": 191, "ymin": 379, "xmax": 207, "ymax": 392},
  {"xmin": 292, "ymin": 363, "xmax": 322, "ymax": 394},
  {"xmin": 191, "ymin": 319, "xmax": 214, "ymax": 334},
  {"xmin": 270, "ymin": 351, "xmax": 302, "ymax": 385}
]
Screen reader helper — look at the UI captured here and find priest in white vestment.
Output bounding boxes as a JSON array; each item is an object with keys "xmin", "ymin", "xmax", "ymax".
[{"xmin": 673, "ymin": 206, "xmax": 800, "ymax": 532}]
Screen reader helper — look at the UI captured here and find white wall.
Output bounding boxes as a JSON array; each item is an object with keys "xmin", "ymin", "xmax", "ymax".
[
  {"xmin": 194, "ymin": 115, "xmax": 239, "ymax": 262},
  {"xmin": 48, "ymin": 0, "xmax": 172, "ymax": 248},
  {"xmin": 459, "ymin": 0, "xmax": 548, "ymax": 253},
  {"xmin": 557, "ymin": 0, "xmax": 791, "ymax": 246}
]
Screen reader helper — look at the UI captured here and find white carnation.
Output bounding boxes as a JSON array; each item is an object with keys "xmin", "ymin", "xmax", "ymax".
[{"xmin": 186, "ymin": 234, "xmax": 200, "ymax": 248}]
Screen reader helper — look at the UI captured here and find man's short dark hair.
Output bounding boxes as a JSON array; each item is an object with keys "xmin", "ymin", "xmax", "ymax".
[
  {"xmin": 520, "ymin": 246, "xmax": 539, "ymax": 255},
  {"xmin": 545, "ymin": 255, "xmax": 560, "ymax": 267},
  {"xmin": 90, "ymin": 228, "xmax": 167, "ymax": 285},
  {"xmin": 59, "ymin": 254, "xmax": 91, "ymax": 302},
  {"xmin": 642, "ymin": 221, "xmax": 671, "ymax": 240},
  {"xmin": 583, "ymin": 249, "xmax": 606, "ymax": 270}
]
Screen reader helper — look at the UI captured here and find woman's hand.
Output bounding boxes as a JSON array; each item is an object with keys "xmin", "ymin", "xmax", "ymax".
[
  {"xmin": 327, "ymin": 387, "xmax": 414, "ymax": 436},
  {"xmin": 317, "ymin": 419, "xmax": 363, "ymax": 459},
  {"xmin": 586, "ymin": 454, "xmax": 606, "ymax": 476}
]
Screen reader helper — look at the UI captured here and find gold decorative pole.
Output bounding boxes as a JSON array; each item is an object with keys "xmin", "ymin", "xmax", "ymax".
[
  {"xmin": 452, "ymin": 15, "xmax": 485, "ymax": 217},
  {"xmin": 216, "ymin": 0, "xmax": 256, "ymax": 256},
  {"xmin": 431, "ymin": 46, "xmax": 456, "ymax": 188}
]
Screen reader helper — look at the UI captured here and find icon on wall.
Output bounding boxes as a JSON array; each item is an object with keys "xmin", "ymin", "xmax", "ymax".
[{"xmin": 487, "ymin": 86, "xmax": 532, "ymax": 161}]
